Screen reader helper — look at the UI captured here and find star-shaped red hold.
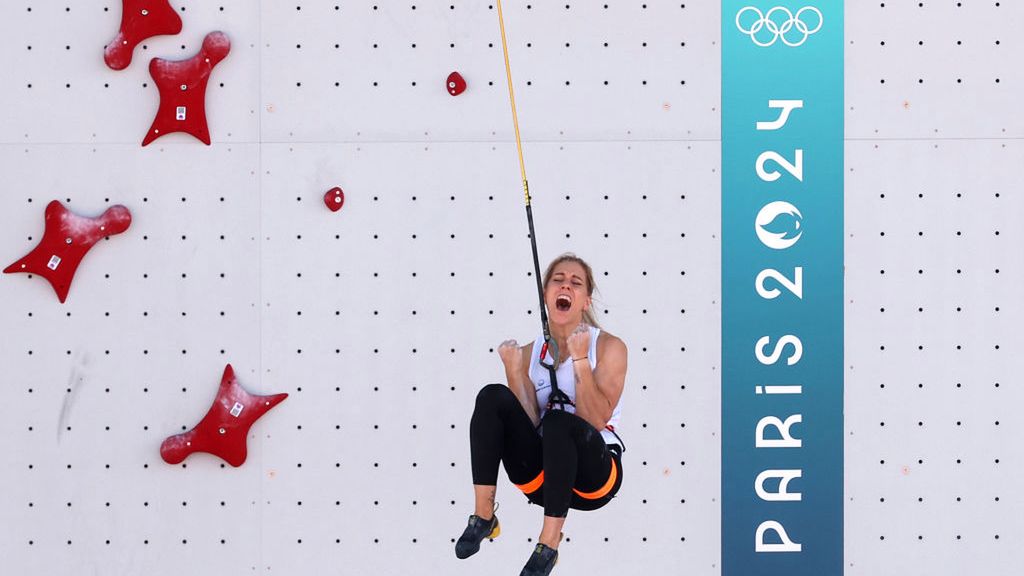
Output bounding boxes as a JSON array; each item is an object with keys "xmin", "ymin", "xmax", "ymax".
[
  {"xmin": 4, "ymin": 200, "xmax": 131, "ymax": 303},
  {"xmin": 104, "ymin": 0, "xmax": 183, "ymax": 71},
  {"xmin": 142, "ymin": 31, "xmax": 231, "ymax": 146},
  {"xmin": 161, "ymin": 364, "xmax": 288, "ymax": 467}
]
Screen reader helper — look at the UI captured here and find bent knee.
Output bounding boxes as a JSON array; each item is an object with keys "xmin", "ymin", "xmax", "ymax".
[{"xmin": 475, "ymin": 383, "xmax": 516, "ymax": 409}]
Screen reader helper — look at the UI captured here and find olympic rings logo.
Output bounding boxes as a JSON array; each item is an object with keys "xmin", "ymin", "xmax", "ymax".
[{"xmin": 735, "ymin": 6, "xmax": 823, "ymax": 47}]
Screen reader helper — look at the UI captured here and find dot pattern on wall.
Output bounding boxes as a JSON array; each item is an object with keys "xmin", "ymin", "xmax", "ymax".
[{"xmin": 844, "ymin": 3, "xmax": 1021, "ymax": 575}]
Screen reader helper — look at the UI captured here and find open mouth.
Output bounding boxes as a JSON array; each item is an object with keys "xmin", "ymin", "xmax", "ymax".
[{"xmin": 555, "ymin": 294, "xmax": 572, "ymax": 312}]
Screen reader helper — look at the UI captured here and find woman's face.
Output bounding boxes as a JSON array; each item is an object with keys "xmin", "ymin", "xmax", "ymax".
[{"xmin": 545, "ymin": 260, "xmax": 591, "ymax": 324}]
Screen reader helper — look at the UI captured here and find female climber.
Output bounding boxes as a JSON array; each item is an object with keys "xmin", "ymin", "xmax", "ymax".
[{"xmin": 455, "ymin": 253, "xmax": 628, "ymax": 576}]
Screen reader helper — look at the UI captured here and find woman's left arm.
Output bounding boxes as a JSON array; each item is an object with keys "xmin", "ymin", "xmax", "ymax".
[{"xmin": 571, "ymin": 331, "xmax": 627, "ymax": 431}]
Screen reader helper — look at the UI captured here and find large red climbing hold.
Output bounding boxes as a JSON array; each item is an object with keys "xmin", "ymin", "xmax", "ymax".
[
  {"xmin": 447, "ymin": 71, "xmax": 466, "ymax": 96},
  {"xmin": 4, "ymin": 200, "xmax": 131, "ymax": 303},
  {"xmin": 142, "ymin": 31, "xmax": 231, "ymax": 146},
  {"xmin": 160, "ymin": 364, "xmax": 288, "ymax": 468},
  {"xmin": 104, "ymin": 0, "xmax": 183, "ymax": 71}
]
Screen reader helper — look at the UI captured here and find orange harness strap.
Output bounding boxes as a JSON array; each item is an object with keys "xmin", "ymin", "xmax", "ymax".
[
  {"xmin": 513, "ymin": 457, "xmax": 619, "ymax": 501},
  {"xmin": 573, "ymin": 457, "xmax": 619, "ymax": 500},
  {"xmin": 515, "ymin": 470, "xmax": 545, "ymax": 495}
]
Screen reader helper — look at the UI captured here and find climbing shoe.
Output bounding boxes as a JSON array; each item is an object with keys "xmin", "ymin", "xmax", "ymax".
[
  {"xmin": 454, "ymin": 514, "xmax": 500, "ymax": 559},
  {"xmin": 519, "ymin": 542, "xmax": 558, "ymax": 576}
]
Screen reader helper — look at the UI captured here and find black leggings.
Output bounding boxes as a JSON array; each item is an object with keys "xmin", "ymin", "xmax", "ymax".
[{"xmin": 469, "ymin": 383, "xmax": 623, "ymax": 518}]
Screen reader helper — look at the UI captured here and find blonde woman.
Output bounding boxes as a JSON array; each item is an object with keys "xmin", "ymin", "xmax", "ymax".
[{"xmin": 455, "ymin": 254, "xmax": 628, "ymax": 576}]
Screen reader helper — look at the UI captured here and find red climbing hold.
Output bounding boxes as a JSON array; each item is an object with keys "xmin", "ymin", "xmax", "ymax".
[
  {"xmin": 104, "ymin": 0, "xmax": 183, "ymax": 71},
  {"xmin": 4, "ymin": 200, "xmax": 131, "ymax": 303},
  {"xmin": 142, "ymin": 31, "xmax": 231, "ymax": 146},
  {"xmin": 447, "ymin": 71, "xmax": 466, "ymax": 96},
  {"xmin": 160, "ymin": 364, "xmax": 288, "ymax": 468},
  {"xmin": 324, "ymin": 187, "xmax": 345, "ymax": 212}
]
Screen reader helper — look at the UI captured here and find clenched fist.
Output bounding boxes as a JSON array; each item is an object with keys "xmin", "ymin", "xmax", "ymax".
[
  {"xmin": 567, "ymin": 323, "xmax": 590, "ymax": 362},
  {"xmin": 498, "ymin": 339, "xmax": 523, "ymax": 370}
]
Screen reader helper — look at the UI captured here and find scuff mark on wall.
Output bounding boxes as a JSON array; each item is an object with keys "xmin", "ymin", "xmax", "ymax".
[{"xmin": 57, "ymin": 351, "xmax": 90, "ymax": 443}]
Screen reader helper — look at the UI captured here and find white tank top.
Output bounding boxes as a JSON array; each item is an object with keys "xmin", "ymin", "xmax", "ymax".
[{"xmin": 528, "ymin": 326, "xmax": 623, "ymax": 445}]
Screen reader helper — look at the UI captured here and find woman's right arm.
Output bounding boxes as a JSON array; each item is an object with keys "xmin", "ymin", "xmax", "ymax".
[{"xmin": 499, "ymin": 340, "xmax": 539, "ymax": 427}]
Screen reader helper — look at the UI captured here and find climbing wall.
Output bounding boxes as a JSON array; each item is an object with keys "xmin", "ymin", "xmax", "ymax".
[
  {"xmin": 0, "ymin": 1, "xmax": 1020, "ymax": 576},
  {"xmin": 844, "ymin": 3, "xmax": 1023, "ymax": 575},
  {"xmin": 0, "ymin": 2, "xmax": 718, "ymax": 575}
]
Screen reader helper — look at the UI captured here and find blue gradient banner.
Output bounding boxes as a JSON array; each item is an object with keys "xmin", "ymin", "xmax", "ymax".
[{"xmin": 722, "ymin": 2, "xmax": 844, "ymax": 575}]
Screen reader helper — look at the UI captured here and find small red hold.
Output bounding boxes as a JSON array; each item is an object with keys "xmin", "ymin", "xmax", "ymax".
[
  {"xmin": 160, "ymin": 364, "xmax": 288, "ymax": 468},
  {"xmin": 446, "ymin": 71, "xmax": 467, "ymax": 96},
  {"xmin": 324, "ymin": 187, "xmax": 345, "ymax": 212},
  {"xmin": 104, "ymin": 0, "xmax": 183, "ymax": 70},
  {"xmin": 142, "ymin": 31, "xmax": 231, "ymax": 146},
  {"xmin": 4, "ymin": 200, "xmax": 131, "ymax": 303}
]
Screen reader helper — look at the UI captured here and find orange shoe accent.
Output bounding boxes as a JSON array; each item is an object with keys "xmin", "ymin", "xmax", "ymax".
[
  {"xmin": 572, "ymin": 457, "xmax": 618, "ymax": 500},
  {"xmin": 515, "ymin": 470, "xmax": 545, "ymax": 495}
]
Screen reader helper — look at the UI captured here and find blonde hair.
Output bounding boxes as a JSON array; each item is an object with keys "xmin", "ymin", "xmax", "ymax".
[{"xmin": 542, "ymin": 253, "xmax": 601, "ymax": 328}]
